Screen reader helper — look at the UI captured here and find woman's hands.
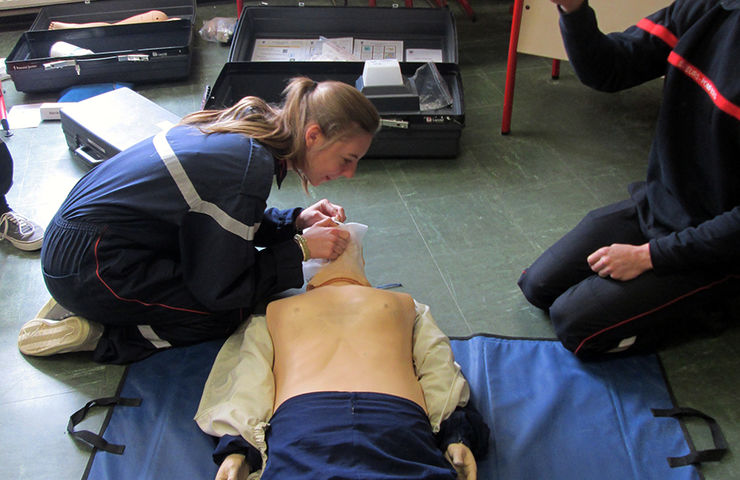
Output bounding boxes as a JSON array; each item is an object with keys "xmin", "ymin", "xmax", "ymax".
[
  {"xmin": 445, "ymin": 443, "xmax": 477, "ymax": 480},
  {"xmin": 296, "ymin": 199, "xmax": 349, "ymax": 260},
  {"xmin": 215, "ymin": 454, "xmax": 250, "ymax": 480},
  {"xmin": 296, "ymin": 199, "xmax": 346, "ymax": 231},
  {"xmin": 301, "ymin": 217, "xmax": 350, "ymax": 260}
]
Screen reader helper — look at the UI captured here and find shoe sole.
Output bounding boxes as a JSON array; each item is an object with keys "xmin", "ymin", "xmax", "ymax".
[
  {"xmin": 18, "ymin": 317, "xmax": 91, "ymax": 356},
  {"xmin": 3, "ymin": 236, "xmax": 43, "ymax": 251}
]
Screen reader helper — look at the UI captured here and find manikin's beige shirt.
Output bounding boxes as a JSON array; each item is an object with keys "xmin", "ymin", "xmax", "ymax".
[{"xmin": 195, "ymin": 301, "xmax": 469, "ymax": 477}]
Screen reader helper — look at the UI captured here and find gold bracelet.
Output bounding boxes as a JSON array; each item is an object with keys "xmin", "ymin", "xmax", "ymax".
[{"xmin": 294, "ymin": 234, "xmax": 311, "ymax": 261}]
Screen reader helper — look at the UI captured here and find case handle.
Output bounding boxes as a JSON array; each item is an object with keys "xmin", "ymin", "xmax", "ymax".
[
  {"xmin": 652, "ymin": 407, "xmax": 728, "ymax": 467},
  {"xmin": 74, "ymin": 145, "xmax": 106, "ymax": 166},
  {"xmin": 68, "ymin": 396, "xmax": 142, "ymax": 454}
]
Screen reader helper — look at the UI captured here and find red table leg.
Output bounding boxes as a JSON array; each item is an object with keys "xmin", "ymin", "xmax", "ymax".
[
  {"xmin": 551, "ymin": 59, "xmax": 561, "ymax": 79},
  {"xmin": 501, "ymin": 0, "xmax": 524, "ymax": 134}
]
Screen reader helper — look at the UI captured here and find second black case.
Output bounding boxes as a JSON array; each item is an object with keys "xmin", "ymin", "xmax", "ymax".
[{"xmin": 5, "ymin": 0, "xmax": 195, "ymax": 93}]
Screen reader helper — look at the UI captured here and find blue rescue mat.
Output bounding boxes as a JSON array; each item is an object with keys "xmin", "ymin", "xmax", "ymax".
[
  {"xmin": 79, "ymin": 336, "xmax": 721, "ymax": 480},
  {"xmin": 449, "ymin": 335, "xmax": 720, "ymax": 480}
]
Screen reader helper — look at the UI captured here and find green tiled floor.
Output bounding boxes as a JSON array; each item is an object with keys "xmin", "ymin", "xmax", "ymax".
[{"xmin": 1, "ymin": 1, "xmax": 737, "ymax": 479}]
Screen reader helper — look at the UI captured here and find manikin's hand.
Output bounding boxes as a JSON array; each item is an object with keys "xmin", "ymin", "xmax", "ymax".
[
  {"xmin": 215, "ymin": 453, "xmax": 250, "ymax": 480},
  {"xmin": 549, "ymin": 0, "xmax": 585, "ymax": 13},
  {"xmin": 587, "ymin": 243, "xmax": 653, "ymax": 281},
  {"xmin": 296, "ymin": 199, "xmax": 346, "ymax": 231},
  {"xmin": 301, "ymin": 217, "xmax": 350, "ymax": 260},
  {"xmin": 445, "ymin": 443, "xmax": 477, "ymax": 480}
]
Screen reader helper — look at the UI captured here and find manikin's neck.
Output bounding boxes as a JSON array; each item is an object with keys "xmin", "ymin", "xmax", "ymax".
[{"xmin": 309, "ymin": 276, "xmax": 368, "ymax": 290}]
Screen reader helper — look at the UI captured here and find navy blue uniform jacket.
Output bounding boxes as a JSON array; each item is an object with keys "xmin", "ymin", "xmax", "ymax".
[
  {"xmin": 560, "ymin": 0, "xmax": 740, "ymax": 274},
  {"xmin": 55, "ymin": 124, "xmax": 304, "ymax": 312}
]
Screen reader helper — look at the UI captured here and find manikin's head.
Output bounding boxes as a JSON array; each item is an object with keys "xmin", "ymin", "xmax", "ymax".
[{"xmin": 305, "ymin": 223, "xmax": 372, "ymax": 290}]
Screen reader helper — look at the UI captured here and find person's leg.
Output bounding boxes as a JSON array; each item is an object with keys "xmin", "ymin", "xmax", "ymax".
[
  {"xmin": 550, "ymin": 269, "xmax": 739, "ymax": 357},
  {"xmin": 518, "ymin": 198, "xmax": 646, "ymax": 310},
  {"xmin": 23, "ymin": 216, "xmax": 243, "ymax": 363},
  {"xmin": 0, "ymin": 139, "xmax": 44, "ymax": 251},
  {"xmin": 0, "ymin": 138, "xmax": 11, "ymax": 214}
]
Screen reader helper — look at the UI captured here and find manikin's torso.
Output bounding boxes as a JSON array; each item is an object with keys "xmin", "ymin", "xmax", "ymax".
[{"xmin": 267, "ymin": 284, "xmax": 426, "ymax": 413}]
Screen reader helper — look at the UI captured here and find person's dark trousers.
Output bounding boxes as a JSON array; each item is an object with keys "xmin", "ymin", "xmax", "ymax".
[
  {"xmin": 0, "ymin": 139, "xmax": 12, "ymax": 214},
  {"xmin": 41, "ymin": 214, "xmax": 245, "ymax": 364},
  {"xmin": 518, "ymin": 198, "xmax": 738, "ymax": 358}
]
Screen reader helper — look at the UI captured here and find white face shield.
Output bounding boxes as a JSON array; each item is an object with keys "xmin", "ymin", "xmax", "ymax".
[{"xmin": 304, "ymin": 222, "xmax": 369, "ymax": 289}]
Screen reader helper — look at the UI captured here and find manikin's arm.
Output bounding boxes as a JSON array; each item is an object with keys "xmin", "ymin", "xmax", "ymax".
[
  {"xmin": 215, "ymin": 453, "xmax": 250, "ymax": 480},
  {"xmin": 48, "ymin": 10, "xmax": 175, "ymax": 29},
  {"xmin": 195, "ymin": 316, "xmax": 274, "ymax": 475},
  {"xmin": 413, "ymin": 301, "xmax": 490, "ymax": 475}
]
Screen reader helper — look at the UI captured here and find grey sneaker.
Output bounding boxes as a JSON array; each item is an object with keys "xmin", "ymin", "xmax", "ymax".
[
  {"xmin": 0, "ymin": 210, "xmax": 44, "ymax": 251},
  {"xmin": 18, "ymin": 316, "xmax": 103, "ymax": 356}
]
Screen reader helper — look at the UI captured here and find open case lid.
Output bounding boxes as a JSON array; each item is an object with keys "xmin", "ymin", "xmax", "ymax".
[
  {"xmin": 29, "ymin": 0, "xmax": 196, "ymax": 31},
  {"xmin": 229, "ymin": 5, "xmax": 458, "ymax": 64},
  {"xmin": 204, "ymin": 61, "xmax": 464, "ymax": 125}
]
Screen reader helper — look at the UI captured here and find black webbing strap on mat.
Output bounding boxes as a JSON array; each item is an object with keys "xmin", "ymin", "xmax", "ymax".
[
  {"xmin": 652, "ymin": 407, "xmax": 729, "ymax": 467},
  {"xmin": 68, "ymin": 396, "xmax": 142, "ymax": 455}
]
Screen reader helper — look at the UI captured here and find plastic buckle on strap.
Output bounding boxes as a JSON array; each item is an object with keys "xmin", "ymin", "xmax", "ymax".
[
  {"xmin": 67, "ymin": 396, "xmax": 142, "ymax": 455},
  {"xmin": 652, "ymin": 407, "xmax": 729, "ymax": 467}
]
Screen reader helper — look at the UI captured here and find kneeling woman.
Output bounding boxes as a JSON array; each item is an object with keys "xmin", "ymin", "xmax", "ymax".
[{"xmin": 19, "ymin": 77, "xmax": 380, "ymax": 363}]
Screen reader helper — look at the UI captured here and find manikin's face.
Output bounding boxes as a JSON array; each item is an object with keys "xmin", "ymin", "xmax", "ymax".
[
  {"xmin": 302, "ymin": 125, "xmax": 373, "ymax": 186},
  {"xmin": 307, "ymin": 223, "xmax": 371, "ymax": 290}
]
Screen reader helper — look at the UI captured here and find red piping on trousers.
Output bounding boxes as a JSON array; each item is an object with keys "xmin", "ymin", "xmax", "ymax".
[
  {"xmin": 93, "ymin": 233, "xmax": 210, "ymax": 316},
  {"xmin": 574, "ymin": 275, "xmax": 736, "ymax": 355}
]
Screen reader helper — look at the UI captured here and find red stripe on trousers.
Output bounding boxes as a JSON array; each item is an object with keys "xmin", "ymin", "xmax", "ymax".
[
  {"xmin": 93, "ymin": 233, "xmax": 210, "ymax": 315},
  {"xmin": 574, "ymin": 275, "xmax": 734, "ymax": 355}
]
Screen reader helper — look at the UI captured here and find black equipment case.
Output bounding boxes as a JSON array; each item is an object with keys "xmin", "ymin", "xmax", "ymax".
[
  {"xmin": 5, "ymin": 0, "xmax": 196, "ymax": 93},
  {"xmin": 60, "ymin": 87, "xmax": 181, "ymax": 167},
  {"xmin": 205, "ymin": 5, "xmax": 464, "ymax": 159}
]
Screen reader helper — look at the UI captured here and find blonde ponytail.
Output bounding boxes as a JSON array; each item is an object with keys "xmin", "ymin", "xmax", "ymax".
[{"xmin": 181, "ymin": 77, "xmax": 380, "ymax": 190}]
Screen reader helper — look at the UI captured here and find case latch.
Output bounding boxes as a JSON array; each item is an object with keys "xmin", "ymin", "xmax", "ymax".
[
  {"xmin": 117, "ymin": 54, "xmax": 150, "ymax": 62},
  {"xmin": 380, "ymin": 118, "xmax": 409, "ymax": 129}
]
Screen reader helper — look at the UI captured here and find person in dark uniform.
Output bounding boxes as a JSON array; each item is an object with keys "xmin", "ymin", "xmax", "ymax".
[
  {"xmin": 518, "ymin": 0, "xmax": 740, "ymax": 357},
  {"xmin": 0, "ymin": 138, "xmax": 44, "ymax": 252},
  {"xmin": 18, "ymin": 77, "xmax": 380, "ymax": 363}
]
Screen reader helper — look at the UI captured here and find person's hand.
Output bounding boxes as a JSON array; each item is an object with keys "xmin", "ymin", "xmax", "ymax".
[
  {"xmin": 587, "ymin": 243, "xmax": 653, "ymax": 281},
  {"xmin": 296, "ymin": 199, "xmax": 346, "ymax": 231},
  {"xmin": 445, "ymin": 443, "xmax": 477, "ymax": 480},
  {"xmin": 549, "ymin": 0, "xmax": 585, "ymax": 13},
  {"xmin": 215, "ymin": 453, "xmax": 250, "ymax": 480},
  {"xmin": 301, "ymin": 217, "xmax": 350, "ymax": 260}
]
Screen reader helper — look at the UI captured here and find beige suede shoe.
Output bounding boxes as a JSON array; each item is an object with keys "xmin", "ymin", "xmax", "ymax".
[{"xmin": 18, "ymin": 315, "xmax": 103, "ymax": 356}]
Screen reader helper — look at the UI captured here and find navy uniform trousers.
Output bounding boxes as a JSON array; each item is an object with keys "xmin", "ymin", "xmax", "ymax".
[
  {"xmin": 42, "ymin": 214, "xmax": 245, "ymax": 364},
  {"xmin": 518, "ymin": 197, "xmax": 739, "ymax": 357},
  {"xmin": 1, "ymin": 139, "xmax": 12, "ymax": 213}
]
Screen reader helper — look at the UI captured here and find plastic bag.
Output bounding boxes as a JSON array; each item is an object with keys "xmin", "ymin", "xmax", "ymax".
[
  {"xmin": 411, "ymin": 62, "xmax": 454, "ymax": 112},
  {"xmin": 198, "ymin": 17, "xmax": 237, "ymax": 44},
  {"xmin": 309, "ymin": 36, "xmax": 361, "ymax": 61}
]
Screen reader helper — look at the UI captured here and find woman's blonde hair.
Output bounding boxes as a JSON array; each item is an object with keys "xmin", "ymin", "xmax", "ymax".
[{"xmin": 180, "ymin": 77, "xmax": 380, "ymax": 189}]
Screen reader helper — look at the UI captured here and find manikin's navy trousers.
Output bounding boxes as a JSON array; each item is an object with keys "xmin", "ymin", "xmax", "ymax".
[
  {"xmin": 262, "ymin": 392, "xmax": 457, "ymax": 480},
  {"xmin": 518, "ymin": 198, "xmax": 738, "ymax": 357}
]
